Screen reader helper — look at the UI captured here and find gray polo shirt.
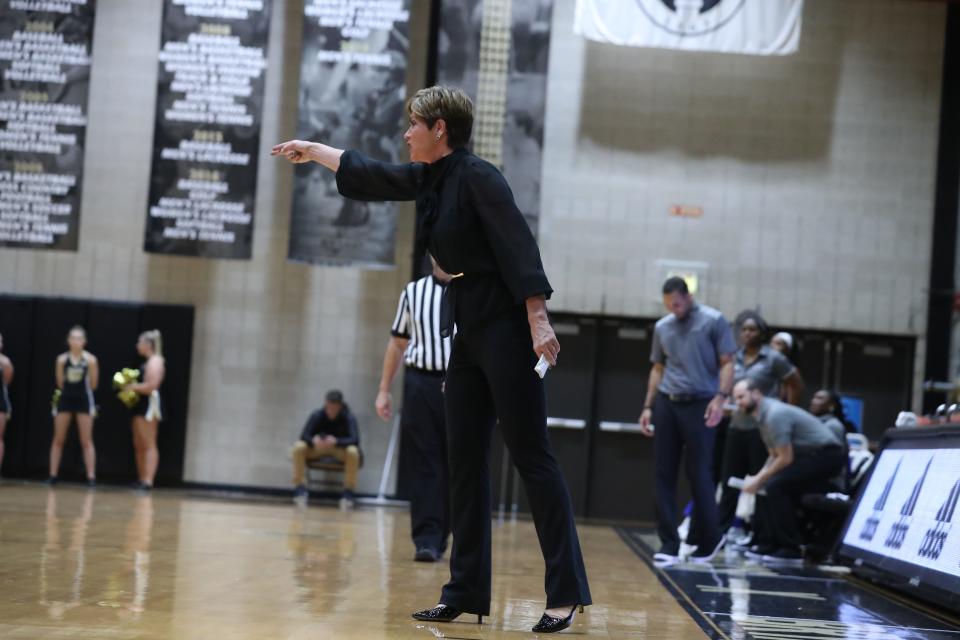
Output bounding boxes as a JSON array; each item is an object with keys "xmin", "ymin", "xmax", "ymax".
[
  {"xmin": 758, "ymin": 398, "xmax": 844, "ymax": 454},
  {"xmin": 651, "ymin": 303, "xmax": 736, "ymax": 397},
  {"xmin": 731, "ymin": 345, "xmax": 796, "ymax": 430},
  {"xmin": 819, "ymin": 415, "xmax": 846, "ymax": 443}
]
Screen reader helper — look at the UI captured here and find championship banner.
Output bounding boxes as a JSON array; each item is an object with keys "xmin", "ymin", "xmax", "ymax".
[
  {"xmin": 436, "ymin": 0, "xmax": 553, "ymax": 236},
  {"xmin": 0, "ymin": 0, "xmax": 96, "ymax": 251},
  {"xmin": 574, "ymin": 0, "xmax": 803, "ymax": 56},
  {"xmin": 144, "ymin": 0, "xmax": 271, "ymax": 259},
  {"xmin": 287, "ymin": 0, "xmax": 411, "ymax": 268}
]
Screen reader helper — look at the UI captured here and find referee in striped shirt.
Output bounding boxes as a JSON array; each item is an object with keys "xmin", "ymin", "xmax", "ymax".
[{"xmin": 376, "ymin": 259, "xmax": 452, "ymax": 562}]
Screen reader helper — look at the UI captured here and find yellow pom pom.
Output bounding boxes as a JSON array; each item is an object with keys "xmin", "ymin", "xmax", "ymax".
[{"xmin": 113, "ymin": 368, "xmax": 142, "ymax": 408}]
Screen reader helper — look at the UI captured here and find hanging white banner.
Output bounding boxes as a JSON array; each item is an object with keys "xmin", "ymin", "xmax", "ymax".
[{"xmin": 574, "ymin": 0, "xmax": 803, "ymax": 56}]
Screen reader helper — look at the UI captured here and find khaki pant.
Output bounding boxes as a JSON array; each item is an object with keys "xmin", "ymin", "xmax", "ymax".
[{"xmin": 291, "ymin": 441, "xmax": 359, "ymax": 490}]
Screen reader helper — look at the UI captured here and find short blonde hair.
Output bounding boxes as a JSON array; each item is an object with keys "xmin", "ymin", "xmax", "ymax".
[{"xmin": 406, "ymin": 86, "xmax": 474, "ymax": 149}]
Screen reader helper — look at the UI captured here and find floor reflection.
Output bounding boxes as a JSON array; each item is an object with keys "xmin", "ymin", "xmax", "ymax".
[
  {"xmin": 32, "ymin": 488, "xmax": 158, "ymax": 625},
  {"xmin": 38, "ymin": 489, "xmax": 94, "ymax": 620},
  {"xmin": 287, "ymin": 509, "xmax": 355, "ymax": 615},
  {"xmin": 117, "ymin": 493, "xmax": 153, "ymax": 617}
]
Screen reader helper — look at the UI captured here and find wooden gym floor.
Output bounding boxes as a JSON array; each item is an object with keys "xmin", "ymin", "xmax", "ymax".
[{"xmin": 0, "ymin": 483, "xmax": 706, "ymax": 639}]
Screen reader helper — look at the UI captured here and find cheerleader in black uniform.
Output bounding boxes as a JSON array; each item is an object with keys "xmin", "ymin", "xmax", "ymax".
[
  {"xmin": 0, "ymin": 332, "xmax": 13, "ymax": 474},
  {"xmin": 50, "ymin": 326, "xmax": 99, "ymax": 485},
  {"xmin": 127, "ymin": 330, "xmax": 165, "ymax": 490}
]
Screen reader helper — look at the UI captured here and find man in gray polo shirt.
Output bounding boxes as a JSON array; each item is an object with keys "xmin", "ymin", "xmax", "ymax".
[
  {"xmin": 640, "ymin": 277, "xmax": 736, "ymax": 563},
  {"xmin": 734, "ymin": 378, "xmax": 845, "ymax": 565}
]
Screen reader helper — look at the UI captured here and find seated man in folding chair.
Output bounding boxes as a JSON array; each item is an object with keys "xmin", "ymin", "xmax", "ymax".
[{"xmin": 292, "ymin": 389, "xmax": 360, "ymax": 507}]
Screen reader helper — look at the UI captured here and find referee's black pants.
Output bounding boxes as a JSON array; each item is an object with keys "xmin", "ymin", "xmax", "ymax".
[
  {"xmin": 402, "ymin": 367, "xmax": 450, "ymax": 553},
  {"xmin": 653, "ymin": 393, "xmax": 722, "ymax": 553},
  {"xmin": 439, "ymin": 313, "xmax": 592, "ymax": 616}
]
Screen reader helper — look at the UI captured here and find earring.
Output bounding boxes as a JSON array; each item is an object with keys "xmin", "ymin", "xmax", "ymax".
[{"xmin": 436, "ymin": 132, "xmax": 442, "ymax": 141}]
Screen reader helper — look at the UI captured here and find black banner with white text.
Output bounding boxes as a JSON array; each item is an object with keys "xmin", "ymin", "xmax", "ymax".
[
  {"xmin": 144, "ymin": 0, "xmax": 271, "ymax": 259},
  {"xmin": 0, "ymin": 0, "xmax": 96, "ymax": 251}
]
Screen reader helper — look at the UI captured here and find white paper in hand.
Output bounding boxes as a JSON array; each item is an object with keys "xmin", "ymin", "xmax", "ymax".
[{"xmin": 534, "ymin": 354, "xmax": 550, "ymax": 379}]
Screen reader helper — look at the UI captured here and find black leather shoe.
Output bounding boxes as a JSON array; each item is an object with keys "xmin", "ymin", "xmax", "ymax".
[
  {"xmin": 531, "ymin": 605, "xmax": 583, "ymax": 633},
  {"xmin": 414, "ymin": 547, "xmax": 441, "ymax": 562},
  {"xmin": 411, "ymin": 604, "xmax": 482, "ymax": 624}
]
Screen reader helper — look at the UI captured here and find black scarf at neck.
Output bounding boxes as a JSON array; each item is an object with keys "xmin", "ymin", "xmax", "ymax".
[{"xmin": 414, "ymin": 148, "xmax": 467, "ymax": 262}]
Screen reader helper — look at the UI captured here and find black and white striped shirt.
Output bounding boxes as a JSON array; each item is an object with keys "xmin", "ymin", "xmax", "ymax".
[{"xmin": 391, "ymin": 276, "xmax": 451, "ymax": 372}]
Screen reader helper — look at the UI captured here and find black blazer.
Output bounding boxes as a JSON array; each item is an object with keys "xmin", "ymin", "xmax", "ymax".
[{"xmin": 336, "ymin": 148, "xmax": 552, "ymax": 334}]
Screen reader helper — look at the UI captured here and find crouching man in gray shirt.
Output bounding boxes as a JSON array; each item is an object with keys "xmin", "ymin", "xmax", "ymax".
[{"xmin": 733, "ymin": 378, "xmax": 845, "ymax": 565}]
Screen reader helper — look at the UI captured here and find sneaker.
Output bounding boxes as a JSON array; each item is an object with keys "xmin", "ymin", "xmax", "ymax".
[
  {"xmin": 744, "ymin": 544, "xmax": 777, "ymax": 560},
  {"xmin": 414, "ymin": 547, "xmax": 441, "ymax": 562},
  {"xmin": 762, "ymin": 547, "xmax": 805, "ymax": 566},
  {"xmin": 44, "ymin": 475, "xmax": 58, "ymax": 485},
  {"xmin": 732, "ymin": 531, "xmax": 754, "ymax": 549},
  {"xmin": 653, "ymin": 545, "xmax": 680, "ymax": 564},
  {"xmin": 726, "ymin": 526, "xmax": 746, "ymax": 543},
  {"xmin": 689, "ymin": 535, "xmax": 726, "ymax": 564},
  {"xmin": 293, "ymin": 485, "xmax": 308, "ymax": 505},
  {"xmin": 731, "ymin": 539, "xmax": 753, "ymax": 553},
  {"xmin": 338, "ymin": 489, "xmax": 355, "ymax": 510},
  {"xmin": 86, "ymin": 478, "xmax": 97, "ymax": 489}
]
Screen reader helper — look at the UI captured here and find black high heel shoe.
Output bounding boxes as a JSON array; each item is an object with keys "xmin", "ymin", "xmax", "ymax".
[
  {"xmin": 412, "ymin": 604, "xmax": 483, "ymax": 624},
  {"xmin": 531, "ymin": 604, "xmax": 584, "ymax": 633}
]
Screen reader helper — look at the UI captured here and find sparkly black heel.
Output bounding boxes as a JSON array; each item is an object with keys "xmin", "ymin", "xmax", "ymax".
[
  {"xmin": 412, "ymin": 604, "xmax": 482, "ymax": 624},
  {"xmin": 531, "ymin": 604, "xmax": 583, "ymax": 633}
]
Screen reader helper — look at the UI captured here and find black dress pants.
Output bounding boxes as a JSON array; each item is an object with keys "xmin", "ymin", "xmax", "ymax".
[
  {"xmin": 439, "ymin": 313, "xmax": 592, "ymax": 615},
  {"xmin": 402, "ymin": 367, "xmax": 450, "ymax": 553},
  {"xmin": 757, "ymin": 446, "xmax": 846, "ymax": 550},
  {"xmin": 652, "ymin": 393, "xmax": 721, "ymax": 553}
]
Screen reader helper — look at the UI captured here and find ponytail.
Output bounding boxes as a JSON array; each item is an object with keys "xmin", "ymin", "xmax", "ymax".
[{"xmin": 140, "ymin": 329, "xmax": 163, "ymax": 357}]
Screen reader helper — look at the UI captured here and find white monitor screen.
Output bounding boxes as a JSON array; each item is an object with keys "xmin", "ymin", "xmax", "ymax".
[{"xmin": 839, "ymin": 429, "xmax": 960, "ymax": 607}]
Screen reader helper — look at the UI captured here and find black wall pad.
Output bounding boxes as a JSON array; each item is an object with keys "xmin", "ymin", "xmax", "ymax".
[
  {"xmin": 86, "ymin": 302, "xmax": 142, "ymax": 480},
  {"xmin": 0, "ymin": 295, "xmax": 36, "ymax": 477},
  {"xmin": 0, "ymin": 295, "xmax": 194, "ymax": 485}
]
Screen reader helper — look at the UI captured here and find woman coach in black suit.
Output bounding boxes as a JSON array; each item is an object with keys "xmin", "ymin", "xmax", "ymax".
[{"xmin": 273, "ymin": 86, "xmax": 591, "ymax": 633}]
